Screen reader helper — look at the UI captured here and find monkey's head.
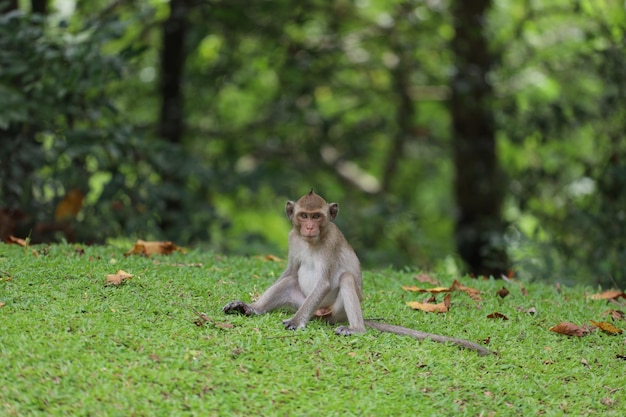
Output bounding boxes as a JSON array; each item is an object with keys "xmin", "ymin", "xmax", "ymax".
[{"xmin": 286, "ymin": 190, "xmax": 338, "ymax": 242}]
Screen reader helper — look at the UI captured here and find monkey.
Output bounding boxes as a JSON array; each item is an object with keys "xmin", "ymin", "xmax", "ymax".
[{"xmin": 223, "ymin": 190, "xmax": 493, "ymax": 356}]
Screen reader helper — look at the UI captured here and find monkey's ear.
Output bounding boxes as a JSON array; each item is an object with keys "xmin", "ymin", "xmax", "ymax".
[
  {"xmin": 328, "ymin": 203, "xmax": 339, "ymax": 221},
  {"xmin": 285, "ymin": 201, "xmax": 296, "ymax": 220}
]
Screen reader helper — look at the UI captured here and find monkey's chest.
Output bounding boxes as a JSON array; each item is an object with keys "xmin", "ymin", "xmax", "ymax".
[{"xmin": 297, "ymin": 257, "xmax": 327, "ymax": 296}]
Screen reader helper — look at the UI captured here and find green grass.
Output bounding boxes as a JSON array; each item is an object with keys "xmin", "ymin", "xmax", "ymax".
[{"xmin": 1, "ymin": 243, "xmax": 624, "ymax": 416}]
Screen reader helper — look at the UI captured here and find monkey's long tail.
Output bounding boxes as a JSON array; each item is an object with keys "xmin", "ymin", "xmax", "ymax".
[{"xmin": 364, "ymin": 320, "xmax": 494, "ymax": 356}]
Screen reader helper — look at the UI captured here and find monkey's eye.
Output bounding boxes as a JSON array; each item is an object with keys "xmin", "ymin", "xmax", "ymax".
[
  {"xmin": 311, "ymin": 213, "xmax": 321, "ymax": 219},
  {"xmin": 300, "ymin": 213, "xmax": 308, "ymax": 219}
]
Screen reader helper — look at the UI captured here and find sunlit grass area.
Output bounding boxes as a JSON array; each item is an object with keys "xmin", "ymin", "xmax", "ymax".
[{"xmin": 1, "ymin": 243, "xmax": 624, "ymax": 416}]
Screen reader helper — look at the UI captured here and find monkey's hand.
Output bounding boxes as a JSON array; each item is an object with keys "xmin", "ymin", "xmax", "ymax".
[
  {"xmin": 223, "ymin": 301, "xmax": 255, "ymax": 316},
  {"xmin": 282, "ymin": 317, "xmax": 306, "ymax": 331},
  {"xmin": 334, "ymin": 326, "xmax": 365, "ymax": 336}
]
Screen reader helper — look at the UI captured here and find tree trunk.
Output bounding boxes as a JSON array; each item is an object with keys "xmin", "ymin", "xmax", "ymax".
[
  {"xmin": 1, "ymin": 0, "xmax": 18, "ymax": 12},
  {"xmin": 31, "ymin": 0, "xmax": 47, "ymax": 14},
  {"xmin": 450, "ymin": 0, "xmax": 509, "ymax": 277},
  {"xmin": 159, "ymin": 0, "xmax": 188, "ymax": 144},
  {"xmin": 157, "ymin": 0, "xmax": 189, "ymax": 233}
]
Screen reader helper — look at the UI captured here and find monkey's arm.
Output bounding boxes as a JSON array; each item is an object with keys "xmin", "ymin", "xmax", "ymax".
[
  {"xmin": 364, "ymin": 320, "xmax": 494, "ymax": 356},
  {"xmin": 283, "ymin": 278, "xmax": 331, "ymax": 330}
]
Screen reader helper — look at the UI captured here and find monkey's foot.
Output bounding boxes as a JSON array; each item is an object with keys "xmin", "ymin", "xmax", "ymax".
[
  {"xmin": 223, "ymin": 301, "xmax": 255, "ymax": 316},
  {"xmin": 282, "ymin": 318, "xmax": 305, "ymax": 331},
  {"xmin": 335, "ymin": 326, "xmax": 365, "ymax": 336}
]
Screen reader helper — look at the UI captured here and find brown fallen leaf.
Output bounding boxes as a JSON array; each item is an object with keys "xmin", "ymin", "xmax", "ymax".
[
  {"xmin": 6, "ymin": 235, "xmax": 27, "ymax": 246},
  {"xmin": 424, "ymin": 294, "xmax": 437, "ymax": 303},
  {"xmin": 264, "ymin": 254, "xmax": 282, "ymax": 262},
  {"xmin": 414, "ymin": 273, "xmax": 440, "ymax": 285},
  {"xmin": 590, "ymin": 320, "xmax": 623, "ymax": 335},
  {"xmin": 0, "ymin": 302, "xmax": 5, "ymax": 308},
  {"xmin": 194, "ymin": 313, "xmax": 210, "ymax": 326},
  {"xmin": 402, "ymin": 285, "xmax": 450, "ymax": 293},
  {"xmin": 496, "ymin": 287, "xmax": 510, "ymax": 298},
  {"xmin": 581, "ymin": 358, "xmax": 591, "ymax": 369},
  {"xmin": 590, "ymin": 290, "xmax": 626, "ymax": 300},
  {"xmin": 549, "ymin": 322, "xmax": 590, "ymax": 337},
  {"xmin": 407, "ymin": 293, "xmax": 451, "ymax": 313},
  {"xmin": 125, "ymin": 239, "xmax": 184, "ymax": 257},
  {"xmin": 450, "ymin": 279, "xmax": 482, "ymax": 302},
  {"xmin": 106, "ymin": 270, "xmax": 133, "ymax": 286},
  {"xmin": 601, "ymin": 309, "xmax": 625, "ymax": 321},
  {"xmin": 487, "ymin": 312, "xmax": 509, "ymax": 320}
]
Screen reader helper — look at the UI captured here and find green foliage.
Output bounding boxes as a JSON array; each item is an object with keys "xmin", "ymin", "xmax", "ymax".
[
  {"xmin": 1, "ymin": 243, "xmax": 625, "ymax": 415},
  {"xmin": 1, "ymin": 1, "xmax": 625, "ymax": 285},
  {"xmin": 492, "ymin": 1, "xmax": 626, "ymax": 285},
  {"xmin": 0, "ymin": 10, "xmax": 220, "ymax": 243}
]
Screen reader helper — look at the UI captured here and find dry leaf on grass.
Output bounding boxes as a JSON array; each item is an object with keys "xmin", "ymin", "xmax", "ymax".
[
  {"xmin": 125, "ymin": 239, "xmax": 184, "ymax": 257},
  {"xmin": 601, "ymin": 309, "xmax": 625, "ymax": 321},
  {"xmin": 496, "ymin": 287, "xmax": 510, "ymax": 298},
  {"xmin": 406, "ymin": 293, "xmax": 451, "ymax": 313},
  {"xmin": 487, "ymin": 312, "xmax": 509, "ymax": 320},
  {"xmin": 414, "ymin": 273, "xmax": 440, "ymax": 285},
  {"xmin": 401, "ymin": 285, "xmax": 450, "ymax": 293},
  {"xmin": 0, "ymin": 302, "xmax": 5, "ymax": 308},
  {"xmin": 450, "ymin": 279, "xmax": 482, "ymax": 302},
  {"xmin": 106, "ymin": 270, "xmax": 133, "ymax": 286},
  {"xmin": 188, "ymin": 305, "xmax": 233, "ymax": 329},
  {"xmin": 589, "ymin": 290, "xmax": 626, "ymax": 300},
  {"xmin": 402, "ymin": 279, "xmax": 481, "ymax": 301},
  {"xmin": 549, "ymin": 322, "xmax": 591, "ymax": 337},
  {"xmin": 590, "ymin": 320, "xmax": 623, "ymax": 335},
  {"xmin": 6, "ymin": 235, "xmax": 27, "ymax": 246},
  {"xmin": 264, "ymin": 254, "xmax": 282, "ymax": 262}
]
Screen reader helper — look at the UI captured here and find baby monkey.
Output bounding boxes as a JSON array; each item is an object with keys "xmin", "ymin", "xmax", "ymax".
[{"xmin": 223, "ymin": 190, "xmax": 492, "ymax": 356}]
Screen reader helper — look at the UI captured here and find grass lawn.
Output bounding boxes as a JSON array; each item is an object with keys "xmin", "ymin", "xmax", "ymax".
[{"xmin": 1, "ymin": 242, "xmax": 624, "ymax": 416}]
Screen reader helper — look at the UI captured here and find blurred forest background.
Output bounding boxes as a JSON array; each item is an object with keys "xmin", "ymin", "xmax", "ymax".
[{"xmin": 1, "ymin": 0, "xmax": 624, "ymax": 286}]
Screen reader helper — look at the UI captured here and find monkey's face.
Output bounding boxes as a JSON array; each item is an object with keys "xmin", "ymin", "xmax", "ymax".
[
  {"xmin": 285, "ymin": 191, "xmax": 338, "ymax": 243},
  {"xmin": 296, "ymin": 210, "xmax": 325, "ymax": 241}
]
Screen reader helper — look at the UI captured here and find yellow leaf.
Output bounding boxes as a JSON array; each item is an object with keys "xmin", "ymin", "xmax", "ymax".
[
  {"xmin": 402, "ymin": 285, "xmax": 451, "ymax": 293},
  {"xmin": 406, "ymin": 293, "xmax": 451, "ymax": 313},
  {"xmin": 590, "ymin": 320, "xmax": 623, "ymax": 335}
]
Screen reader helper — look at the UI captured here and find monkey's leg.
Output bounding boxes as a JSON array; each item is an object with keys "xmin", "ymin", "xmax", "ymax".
[
  {"xmin": 223, "ymin": 274, "xmax": 304, "ymax": 316},
  {"xmin": 334, "ymin": 272, "xmax": 366, "ymax": 335},
  {"xmin": 283, "ymin": 279, "xmax": 331, "ymax": 330}
]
